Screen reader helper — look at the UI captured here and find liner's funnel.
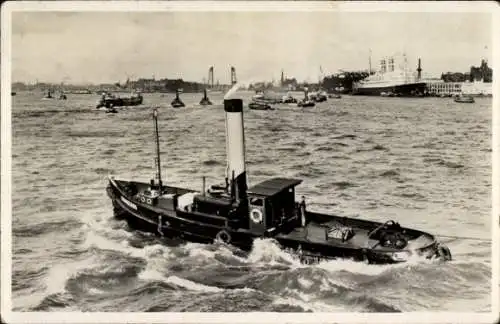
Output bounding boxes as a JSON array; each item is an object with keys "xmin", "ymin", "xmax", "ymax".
[{"xmin": 224, "ymin": 99, "xmax": 247, "ymax": 201}]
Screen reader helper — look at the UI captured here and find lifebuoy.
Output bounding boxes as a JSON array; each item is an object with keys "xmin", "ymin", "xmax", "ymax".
[
  {"xmin": 250, "ymin": 208, "xmax": 263, "ymax": 224},
  {"xmin": 147, "ymin": 198, "xmax": 152, "ymax": 204},
  {"xmin": 140, "ymin": 196, "xmax": 146, "ymax": 203},
  {"xmin": 215, "ymin": 230, "xmax": 231, "ymax": 244}
]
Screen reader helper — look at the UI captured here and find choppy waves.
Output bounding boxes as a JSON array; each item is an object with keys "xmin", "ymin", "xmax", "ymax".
[
  {"xmin": 10, "ymin": 93, "xmax": 492, "ymax": 312},
  {"xmin": 12, "ymin": 209, "xmax": 491, "ymax": 313}
]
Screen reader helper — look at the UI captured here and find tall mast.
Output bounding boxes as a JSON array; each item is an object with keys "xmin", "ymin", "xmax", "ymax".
[
  {"xmin": 153, "ymin": 109, "xmax": 163, "ymax": 190},
  {"xmin": 368, "ymin": 49, "xmax": 372, "ymax": 74}
]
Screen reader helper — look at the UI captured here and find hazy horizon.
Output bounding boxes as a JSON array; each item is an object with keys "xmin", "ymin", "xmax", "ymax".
[{"xmin": 11, "ymin": 10, "xmax": 492, "ymax": 85}]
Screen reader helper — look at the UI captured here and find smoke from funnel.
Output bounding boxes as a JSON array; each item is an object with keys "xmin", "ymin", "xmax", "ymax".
[{"xmin": 224, "ymin": 76, "xmax": 261, "ymax": 100}]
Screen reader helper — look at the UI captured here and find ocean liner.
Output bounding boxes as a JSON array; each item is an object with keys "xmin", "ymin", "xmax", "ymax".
[{"xmin": 352, "ymin": 54, "xmax": 426, "ymax": 97}]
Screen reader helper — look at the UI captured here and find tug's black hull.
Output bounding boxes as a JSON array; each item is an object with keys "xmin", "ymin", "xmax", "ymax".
[{"xmin": 107, "ymin": 178, "xmax": 446, "ymax": 265}]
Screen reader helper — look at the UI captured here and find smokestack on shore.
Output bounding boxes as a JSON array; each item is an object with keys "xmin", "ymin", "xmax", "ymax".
[{"xmin": 224, "ymin": 98, "xmax": 247, "ymax": 202}]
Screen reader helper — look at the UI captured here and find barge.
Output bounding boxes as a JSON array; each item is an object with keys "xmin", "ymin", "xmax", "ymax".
[
  {"xmin": 96, "ymin": 92, "xmax": 143, "ymax": 108},
  {"xmin": 106, "ymin": 97, "xmax": 452, "ymax": 264},
  {"xmin": 454, "ymin": 95, "xmax": 475, "ymax": 103}
]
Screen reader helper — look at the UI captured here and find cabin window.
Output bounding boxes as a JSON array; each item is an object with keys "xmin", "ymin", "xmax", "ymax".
[{"xmin": 250, "ymin": 198, "xmax": 264, "ymax": 206}]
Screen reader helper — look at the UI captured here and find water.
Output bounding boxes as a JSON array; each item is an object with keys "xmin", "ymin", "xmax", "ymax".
[{"xmin": 10, "ymin": 91, "xmax": 492, "ymax": 312}]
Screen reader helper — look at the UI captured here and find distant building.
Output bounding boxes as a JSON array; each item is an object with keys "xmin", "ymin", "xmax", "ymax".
[
  {"xmin": 470, "ymin": 59, "xmax": 492, "ymax": 83},
  {"xmin": 429, "ymin": 58, "xmax": 493, "ymax": 96},
  {"xmin": 441, "ymin": 59, "xmax": 493, "ymax": 83},
  {"xmin": 279, "ymin": 70, "xmax": 298, "ymax": 90}
]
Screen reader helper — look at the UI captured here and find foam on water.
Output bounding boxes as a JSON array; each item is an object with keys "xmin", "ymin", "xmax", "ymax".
[
  {"xmin": 165, "ymin": 276, "xmax": 224, "ymax": 293},
  {"xmin": 44, "ymin": 255, "xmax": 101, "ymax": 295},
  {"xmin": 247, "ymin": 238, "xmax": 302, "ymax": 267}
]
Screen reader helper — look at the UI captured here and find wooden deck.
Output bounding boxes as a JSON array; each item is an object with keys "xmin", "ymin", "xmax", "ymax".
[{"xmin": 277, "ymin": 220, "xmax": 378, "ymax": 249}]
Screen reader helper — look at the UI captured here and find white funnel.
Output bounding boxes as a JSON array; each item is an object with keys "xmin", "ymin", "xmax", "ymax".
[{"xmin": 223, "ymin": 98, "xmax": 247, "ymax": 201}]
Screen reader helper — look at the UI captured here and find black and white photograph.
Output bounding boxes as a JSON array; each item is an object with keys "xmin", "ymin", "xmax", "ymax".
[{"xmin": 1, "ymin": 1, "xmax": 499, "ymax": 323}]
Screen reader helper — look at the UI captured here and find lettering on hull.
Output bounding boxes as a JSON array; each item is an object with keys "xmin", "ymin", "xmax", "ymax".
[{"xmin": 120, "ymin": 196, "xmax": 137, "ymax": 210}]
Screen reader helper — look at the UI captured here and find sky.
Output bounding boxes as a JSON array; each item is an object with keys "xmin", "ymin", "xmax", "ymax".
[{"xmin": 10, "ymin": 9, "xmax": 493, "ymax": 84}]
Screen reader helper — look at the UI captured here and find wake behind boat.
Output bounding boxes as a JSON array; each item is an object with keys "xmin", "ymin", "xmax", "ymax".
[{"xmin": 106, "ymin": 97, "xmax": 452, "ymax": 265}]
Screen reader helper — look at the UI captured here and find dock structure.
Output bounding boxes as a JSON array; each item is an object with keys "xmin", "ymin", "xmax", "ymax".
[
  {"xmin": 425, "ymin": 81, "xmax": 462, "ymax": 96},
  {"xmin": 425, "ymin": 80, "xmax": 492, "ymax": 97}
]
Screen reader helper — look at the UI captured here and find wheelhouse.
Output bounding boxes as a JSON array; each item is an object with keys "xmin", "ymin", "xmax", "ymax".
[{"xmin": 246, "ymin": 177, "xmax": 302, "ymax": 235}]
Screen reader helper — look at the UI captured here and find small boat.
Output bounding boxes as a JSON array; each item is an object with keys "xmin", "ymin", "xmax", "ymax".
[
  {"xmin": 199, "ymin": 88, "xmax": 213, "ymax": 106},
  {"xmin": 96, "ymin": 92, "xmax": 143, "ymax": 108},
  {"xmin": 105, "ymin": 98, "xmax": 452, "ymax": 265},
  {"xmin": 42, "ymin": 90, "xmax": 54, "ymax": 100},
  {"xmin": 297, "ymin": 99, "xmax": 315, "ymax": 107},
  {"xmin": 454, "ymin": 95, "xmax": 475, "ymax": 103},
  {"xmin": 282, "ymin": 93, "xmax": 297, "ymax": 104},
  {"xmin": 171, "ymin": 89, "xmax": 185, "ymax": 108},
  {"xmin": 314, "ymin": 91, "xmax": 328, "ymax": 102},
  {"xmin": 248, "ymin": 100, "xmax": 274, "ymax": 110},
  {"xmin": 297, "ymin": 88, "xmax": 316, "ymax": 107},
  {"xmin": 59, "ymin": 93, "xmax": 67, "ymax": 100},
  {"xmin": 328, "ymin": 93, "xmax": 342, "ymax": 99},
  {"xmin": 252, "ymin": 92, "xmax": 281, "ymax": 104}
]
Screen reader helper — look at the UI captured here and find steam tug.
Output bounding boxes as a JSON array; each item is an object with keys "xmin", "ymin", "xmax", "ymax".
[
  {"xmin": 297, "ymin": 89, "xmax": 315, "ymax": 108},
  {"xmin": 106, "ymin": 98, "xmax": 452, "ymax": 264},
  {"xmin": 199, "ymin": 88, "xmax": 213, "ymax": 106},
  {"xmin": 171, "ymin": 89, "xmax": 185, "ymax": 108}
]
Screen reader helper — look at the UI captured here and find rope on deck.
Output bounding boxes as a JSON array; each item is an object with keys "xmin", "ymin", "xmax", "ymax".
[{"xmin": 436, "ymin": 234, "xmax": 491, "ymax": 242}]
